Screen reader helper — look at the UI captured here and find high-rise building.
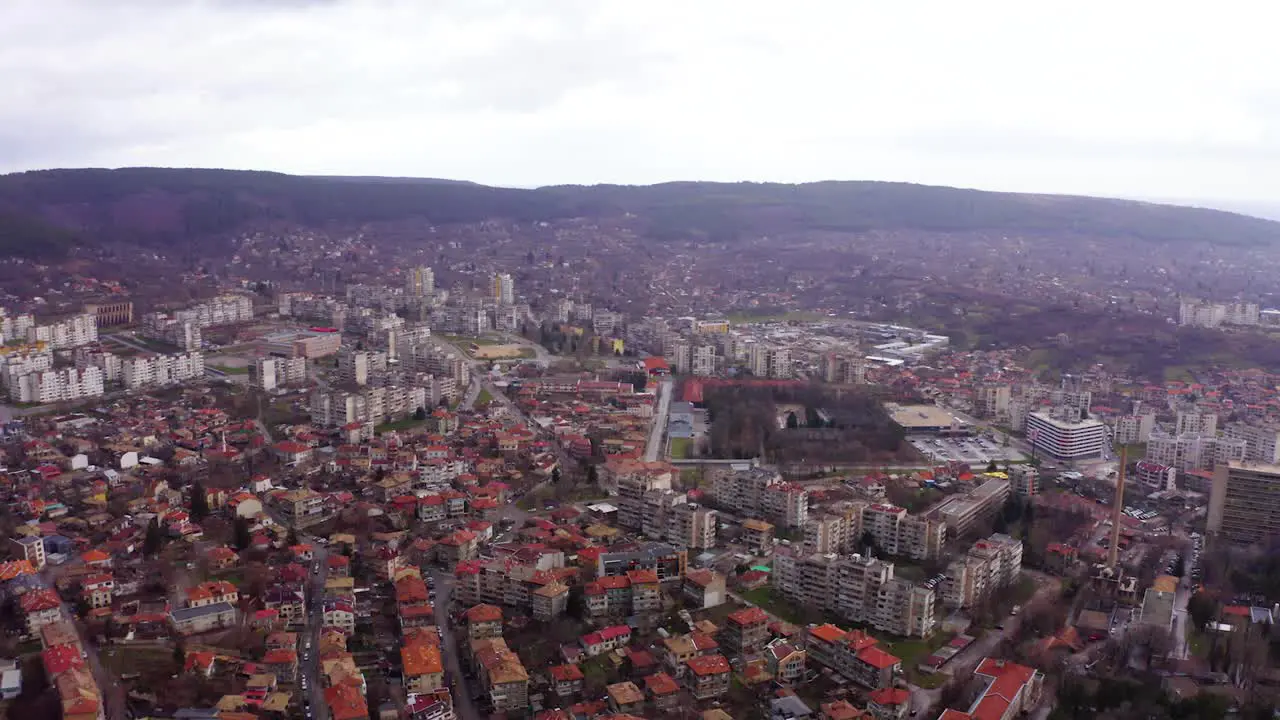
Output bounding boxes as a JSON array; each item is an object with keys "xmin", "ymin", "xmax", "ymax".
[
  {"xmin": 1223, "ymin": 424, "xmax": 1280, "ymax": 464},
  {"xmin": 1175, "ymin": 411, "xmax": 1217, "ymax": 437},
  {"xmin": 1146, "ymin": 431, "xmax": 1246, "ymax": 473},
  {"xmin": 1114, "ymin": 413, "xmax": 1155, "ymax": 445},
  {"xmin": 772, "ymin": 550, "xmax": 935, "ymax": 637},
  {"xmin": 405, "ymin": 266, "xmax": 435, "ymax": 297},
  {"xmin": 974, "ymin": 383, "xmax": 1011, "ymax": 419},
  {"xmin": 26, "ymin": 314, "xmax": 99, "ymax": 350},
  {"xmin": 1208, "ymin": 462, "xmax": 1280, "ymax": 544},
  {"xmin": 254, "ymin": 356, "xmax": 307, "ymax": 392},
  {"xmin": 493, "ymin": 273, "xmax": 515, "ymax": 305},
  {"xmin": 691, "ymin": 345, "xmax": 716, "ymax": 377}
]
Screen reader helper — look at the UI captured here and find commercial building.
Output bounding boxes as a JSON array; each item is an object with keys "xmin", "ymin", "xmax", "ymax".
[
  {"xmin": 1208, "ymin": 462, "xmax": 1280, "ymax": 545},
  {"xmin": 85, "ymin": 300, "xmax": 133, "ymax": 327},
  {"xmin": 1026, "ymin": 409, "xmax": 1106, "ymax": 460},
  {"xmin": 887, "ymin": 404, "xmax": 971, "ymax": 436},
  {"xmin": 170, "ymin": 602, "xmax": 238, "ymax": 635},
  {"xmin": 293, "ymin": 333, "xmax": 343, "ymax": 359}
]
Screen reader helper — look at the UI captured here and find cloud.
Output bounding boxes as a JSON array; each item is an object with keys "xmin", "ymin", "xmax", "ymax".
[{"xmin": 1, "ymin": 0, "xmax": 1279, "ymax": 203}]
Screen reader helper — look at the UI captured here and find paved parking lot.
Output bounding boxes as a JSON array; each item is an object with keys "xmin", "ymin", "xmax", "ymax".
[{"xmin": 909, "ymin": 436, "xmax": 1027, "ymax": 465}]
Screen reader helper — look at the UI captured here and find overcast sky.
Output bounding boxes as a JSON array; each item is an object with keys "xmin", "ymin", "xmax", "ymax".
[{"xmin": 3, "ymin": 0, "xmax": 1278, "ymax": 203}]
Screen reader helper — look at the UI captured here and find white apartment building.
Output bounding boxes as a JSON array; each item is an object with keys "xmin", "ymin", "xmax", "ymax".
[
  {"xmin": 974, "ymin": 383, "xmax": 1011, "ymax": 418},
  {"xmin": 1223, "ymin": 423, "xmax": 1280, "ymax": 464},
  {"xmin": 1179, "ymin": 299, "xmax": 1227, "ymax": 328},
  {"xmin": 1175, "ymin": 411, "xmax": 1217, "ymax": 437},
  {"xmin": 1026, "ymin": 410, "xmax": 1106, "ymax": 460},
  {"xmin": 141, "ymin": 313, "xmax": 203, "ymax": 351},
  {"xmin": 493, "ymin": 273, "xmax": 515, "ymax": 305},
  {"xmin": 670, "ymin": 343, "xmax": 691, "ymax": 374},
  {"xmin": 74, "ymin": 347, "xmax": 122, "ymax": 383},
  {"xmin": 934, "ymin": 478, "xmax": 1011, "ymax": 539},
  {"xmin": 26, "ymin": 313, "xmax": 98, "ymax": 350},
  {"xmin": 1145, "ymin": 431, "xmax": 1247, "ymax": 473},
  {"xmin": 667, "ymin": 503, "xmax": 718, "ymax": 551},
  {"xmin": 173, "ymin": 294, "xmax": 254, "ymax": 327},
  {"xmin": 712, "ymin": 467, "xmax": 808, "ymax": 529},
  {"xmin": 12, "ymin": 366, "xmax": 104, "ymax": 403},
  {"xmin": 691, "ymin": 345, "xmax": 716, "ymax": 376},
  {"xmin": 747, "ymin": 344, "xmax": 770, "ymax": 377},
  {"xmin": 768, "ymin": 347, "xmax": 792, "ymax": 379},
  {"xmin": 0, "ymin": 349, "xmax": 54, "ymax": 399},
  {"xmin": 0, "ymin": 311, "xmax": 35, "ymax": 342},
  {"xmin": 310, "ymin": 390, "xmax": 367, "ymax": 427},
  {"xmin": 254, "ymin": 356, "xmax": 307, "ymax": 392},
  {"xmin": 405, "ymin": 266, "xmax": 435, "ymax": 297},
  {"xmin": 121, "ymin": 352, "xmax": 205, "ymax": 389},
  {"xmin": 1114, "ymin": 413, "xmax": 1155, "ymax": 445}
]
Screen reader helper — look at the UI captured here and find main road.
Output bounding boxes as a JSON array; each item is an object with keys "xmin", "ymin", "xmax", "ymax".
[
  {"xmin": 431, "ymin": 570, "xmax": 481, "ymax": 720},
  {"xmin": 644, "ymin": 378, "xmax": 674, "ymax": 462}
]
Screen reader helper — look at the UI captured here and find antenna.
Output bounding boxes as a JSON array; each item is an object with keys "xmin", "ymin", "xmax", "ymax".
[{"xmin": 1108, "ymin": 445, "xmax": 1127, "ymax": 568}]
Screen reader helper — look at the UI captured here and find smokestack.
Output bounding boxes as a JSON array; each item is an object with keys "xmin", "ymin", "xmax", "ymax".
[{"xmin": 1108, "ymin": 446, "xmax": 1127, "ymax": 568}]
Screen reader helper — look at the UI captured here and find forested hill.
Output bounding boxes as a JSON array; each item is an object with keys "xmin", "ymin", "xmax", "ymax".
[{"xmin": 2, "ymin": 167, "xmax": 1280, "ymax": 259}]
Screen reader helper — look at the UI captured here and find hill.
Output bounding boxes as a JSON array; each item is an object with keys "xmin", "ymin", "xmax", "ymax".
[{"xmin": 2, "ymin": 167, "xmax": 1279, "ymax": 259}]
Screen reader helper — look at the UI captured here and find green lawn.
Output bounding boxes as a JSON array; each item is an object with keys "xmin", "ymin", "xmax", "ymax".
[
  {"xmin": 212, "ymin": 365, "xmax": 250, "ymax": 375},
  {"xmin": 740, "ymin": 587, "xmax": 812, "ymax": 625},
  {"xmin": 669, "ymin": 437, "xmax": 692, "ymax": 459},
  {"xmin": 475, "ymin": 389, "xmax": 493, "ymax": 406}
]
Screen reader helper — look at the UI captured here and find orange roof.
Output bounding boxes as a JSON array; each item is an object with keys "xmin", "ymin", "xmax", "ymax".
[
  {"xmin": 401, "ymin": 643, "xmax": 443, "ymax": 677},
  {"xmin": 808, "ymin": 623, "xmax": 847, "ymax": 644},
  {"xmin": 728, "ymin": 607, "xmax": 769, "ymax": 626},
  {"xmin": 81, "ymin": 549, "xmax": 110, "ymax": 563},
  {"xmin": 465, "ymin": 604, "xmax": 503, "ymax": 624},
  {"xmin": 644, "ymin": 671, "xmax": 679, "ymax": 695},
  {"xmin": 686, "ymin": 654, "xmax": 730, "ymax": 676},
  {"xmin": 856, "ymin": 645, "xmax": 901, "ymax": 670},
  {"xmin": 625, "ymin": 569, "xmax": 659, "ymax": 585},
  {"xmin": 549, "ymin": 664, "xmax": 583, "ymax": 682},
  {"xmin": 323, "ymin": 683, "xmax": 369, "ymax": 720}
]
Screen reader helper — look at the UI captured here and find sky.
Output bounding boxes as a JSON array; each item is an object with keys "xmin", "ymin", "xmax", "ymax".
[{"xmin": 3, "ymin": 0, "xmax": 1280, "ymax": 204}]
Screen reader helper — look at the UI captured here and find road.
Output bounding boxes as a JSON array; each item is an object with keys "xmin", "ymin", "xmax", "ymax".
[
  {"xmin": 432, "ymin": 569, "xmax": 481, "ymax": 720},
  {"xmin": 644, "ymin": 378, "xmax": 673, "ymax": 462},
  {"xmin": 300, "ymin": 538, "xmax": 330, "ymax": 720},
  {"xmin": 39, "ymin": 563, "xmax": 125, "ymax": 720}
]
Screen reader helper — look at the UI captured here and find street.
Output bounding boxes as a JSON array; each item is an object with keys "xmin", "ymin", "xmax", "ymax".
[
  {"xmin": 644, "ymin": 378, "xmax": 673, "ymax": 462},
  {"xmin": 431, "ymin": 570, "xmax": 481, "ymax": 720},
  {"xmin": 300, "ymin": 537, "xmax": 330, "ymax": 720}
]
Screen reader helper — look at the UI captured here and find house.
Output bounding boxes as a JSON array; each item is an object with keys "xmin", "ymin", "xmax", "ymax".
[
  {"xmin": 20, "ymin": 588, "xmax": 63, "ymax": 634},
  {"xmin": 170, "ymin": 602, "xmax": 238, "ymax": 636},
  {"xmin": 186, "ymin": 580, "xmax": 238, "ymax": 608},
  {"xmin": 767, "ymin": 640, "xmax": 807, "ymax": 686},
  {"xmin": 771, "ymin": 693, "xmax": 815, "ymax": 720},
  {"xmin": 683, "ymin": 569, "xmax": 727, "ymax": 609},
  {"xmin": 82, "ymin": 573, "xmax": 114, "ymax": 609},
  {"xmin": 626, "ymin": 569, "xmax": 662, "ymax": 613},
  {"xmin": 937, "ymin": 658, "xmax": 1043, "ymax": 720},
  {"xmin": 867, "ymin": 687, "xmax": 911, "ymax": 720},
  {"xmin": 805, "ymin": 624, "xmax": 901, "ymax": 690},
  {"xmin": 324, "ymin": 683, "xmax": 370, "ymax": 720},
  {"xmin": 207, "ymin": 547, "xmax": 238, "ymax": 570},
  {"xmin": 464, "ymin": 604, "xmax": 503, "ymax": 640},
  {"xmin": 549, "ymin": 663, "xmax": 584, "ymax": 698},
  {"xmin": 644, "ymin": 672, "xmax": 680, "ymax": 713},
  {"xmin": 262, "ymin": 649, "xmax": 298, "ymax": 684},
  {"xmin": 606, "ymin": 681, "xmax": 645, "ymax": 715},
  {"xmin": 401, "ymin": 642, "xmax": 444, "ymax": 694},
  {"xmin": 723, "ymin": 607, "xmax": 770, "ymax": 656},
  {"xmin": 531, "ymin": 581, "xmax": 570, "ymax": 621},
  {"xmin": 821, "ymin": 700, "xmax": 870, "ymax": 720},
  {"xmin": 323, "ymin": 599, "xmax": 356, "ymax": 635},
  {"xmin": 264, "ymin": 586, "xmax": 307, "ymax": 628},
  {"xmin": 685, "ymin": 654, "xmax": 731, "ymax": 700}
]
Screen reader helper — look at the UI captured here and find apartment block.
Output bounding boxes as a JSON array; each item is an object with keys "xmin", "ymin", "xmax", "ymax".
[
  {"xmin": 667, "ymin": 503, "xmax": 718, "ymax": 550},
  {"xmin": 616, "ymin": 466, "xmax": 674, "ymax": 531},
  {"xmin": 712, "ymin": 466, "xmax": 808, "ymax": 528},
  {"xmin": 722, "ymin": 607, "xmax": 770, "ymax": 656},
  {"xmin": 26, "ymin": 313, "xmax": 98, "ymax": 350},
  {"xmin": 254, "ymin": 356, "xmax": 307, "ymax": 392},
  {"xmin": 942, "ymin": 533, "xmax": 1024, "ymax": 610},
  {"xmin": 121, "ymin": 352, "xmax": 204, "ymax": 389},
  {"xmin": 1113, "ymin": 413, "xmax": 1155, "ymax": 445},
  {"xmin": 772, "ymin": 549, "xmax": 936, "ymax": 637},
  {"xmin": 1223, "ymin": 423, "xmax": 1280, "ymax": 464},
  {"xmin": 805, "ymin": 624, "xmax": 902, "ymax": 690},
  {"xmin": 974, "ymin": 383, "xmax": 1011, "ymax": 419},
  {"xmin": 1208, "ymin": 461, "xmax": 1280, "ymax": 545},
  {"xmin": 10, "ymin": 366, "xmax": 104, "ymax": 404},
  {"xmin": 74, "ymin": 347, "xmax": 122, "ymax": 383},
  {"xmin": 1146, "ymin": 431, "xmax": 1246, "ymax": 473},
  {"xmin": 861, "ymin": 503, "xmax": 945, "ymax": 560},
  {"xmin": 1175, "ymin": 411, "xmax": 1218, "ymax": 437}
]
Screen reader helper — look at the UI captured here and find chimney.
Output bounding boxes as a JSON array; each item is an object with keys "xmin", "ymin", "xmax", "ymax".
[{"xmin": 1108, "ymin": 446, "xmax": 1127, "ymax": 569}]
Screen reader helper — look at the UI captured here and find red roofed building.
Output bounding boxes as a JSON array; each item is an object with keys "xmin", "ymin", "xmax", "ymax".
[
  {"xmin": 724, "ymin": 606, "xmax": 770, "ymax": 656},
  {"xmin": 867, "ymin": 687, "xmax": 911, "ymax": 720},
  {"xmin": 324, "ymin": 683, "xmax": 370, "ymax": 720},
  {"xmin": 939, "ymin": 658, "xmax": 1043, "ymax": 720},
  {"xmin": 684, "ymin": 654, "xmax": 731, "ymax": 700},
  {"xmin": 549, "ymin": 663, "xmax": 584, "ymax": 698},
  {"xmin": 805, "ymin": 623, "xmax": 901, "ymax": 690}
]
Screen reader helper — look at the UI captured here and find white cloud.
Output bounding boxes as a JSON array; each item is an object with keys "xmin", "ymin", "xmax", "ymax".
[{"xmin": 1, "ymin": 0, "xmax": 1278, "ymax": 202}]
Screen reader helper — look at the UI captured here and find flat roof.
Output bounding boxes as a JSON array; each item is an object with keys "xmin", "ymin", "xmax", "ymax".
[{"xmin": 889, "ymin": 404, "xmax": 964, "ymax": 429}]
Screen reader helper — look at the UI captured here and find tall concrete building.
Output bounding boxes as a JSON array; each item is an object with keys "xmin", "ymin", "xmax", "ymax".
[
  {"xmin": 405, "ymin": 266, "xmax": 435, "ymax": 297},
  {"xmin": 493, "ymin": 273, "xmax": 515, "ymax": 305},
  {"xmin": 1223, "ymin": 423, "xmax": 1280, "ymax": 464},
  {"xmin": 254, "ymin": 356, "xmax": 307, "ymax": 392},
  {"xmin": 1175, "ymin": 411, "xmax": 1217, "ymax": 437},
  {"xmin": 772, "ymin": 550, "xmax": 935, "ymax": 638},
  {"xmin": 1026, "ymin": 409, "xmax": 1106, "ymax": 460},
  {"xmin": 1208, "ymin": 462, "xmax": 1280, "ymax": 545},
  {"xmin": 1114, "ymin": 413, "xmax": 1155, "ymax": 445}
]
